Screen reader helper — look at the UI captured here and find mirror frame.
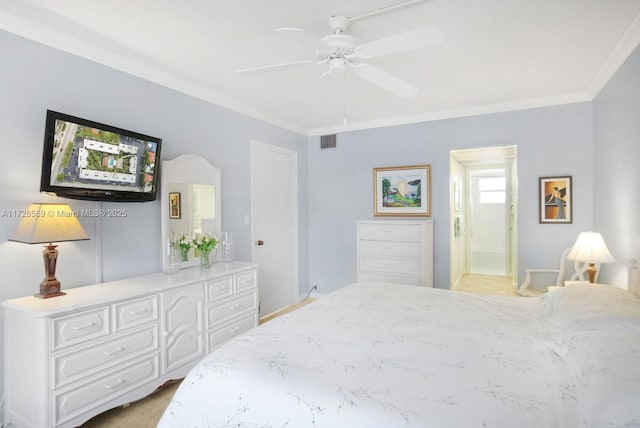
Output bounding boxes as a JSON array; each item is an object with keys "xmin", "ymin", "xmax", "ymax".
[{"xmin": 161, "ymin": 154, "xmax": 222, "ymax": 271}]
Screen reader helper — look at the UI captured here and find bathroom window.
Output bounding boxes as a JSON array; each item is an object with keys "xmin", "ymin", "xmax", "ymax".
[{"xmin": 478, "ymin": 177, "xmax": 506, "ymax": 204}]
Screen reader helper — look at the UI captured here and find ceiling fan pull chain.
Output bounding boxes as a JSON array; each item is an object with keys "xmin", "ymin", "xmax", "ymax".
[{"xmin": 343, "ymin": 70, "xmax": 348, "ymax": 125}]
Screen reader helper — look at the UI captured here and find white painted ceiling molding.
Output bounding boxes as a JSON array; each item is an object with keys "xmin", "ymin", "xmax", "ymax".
[
  {"xmin": 585, "ymin": 13, "xmax": 640, "ymax": 98},
  {"xmin": 2, "ymin": 0, "xmax": 640, "ymax": 137}
]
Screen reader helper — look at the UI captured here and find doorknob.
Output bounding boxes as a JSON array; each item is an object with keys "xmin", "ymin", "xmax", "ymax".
[{"xmin": 256, "ymin": 240, "xmax": 264, "ymax": 246}]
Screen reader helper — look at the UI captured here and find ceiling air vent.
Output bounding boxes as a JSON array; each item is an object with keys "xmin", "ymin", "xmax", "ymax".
[{"xmin": 320, "ymin": 134, "xmax": 337, "ymax": 150}]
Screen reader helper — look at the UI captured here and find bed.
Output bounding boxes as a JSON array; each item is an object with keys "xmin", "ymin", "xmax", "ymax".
[{"xmin": 158, "ymin": 282, "xmax": 640, "ymax": 428}]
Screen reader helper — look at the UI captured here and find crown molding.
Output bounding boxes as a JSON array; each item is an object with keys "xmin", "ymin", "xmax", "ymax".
[
  {"xmin": 585, "ymin": 13, "xmax": 640, "ymax": 98},
  {"xmin": 306, "ymin": 92, "xmax": 593, "ymax": 136},
  {"xmin": 0, "ymin": 6, "xmax": 307, "ymax": 136}
]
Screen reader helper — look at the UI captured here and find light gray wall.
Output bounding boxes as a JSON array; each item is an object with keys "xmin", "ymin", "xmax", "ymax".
[
  {"xmin": 308, "ymin": 104, "xmax": 595, "ymax": 292},
  {"xmin": 0, "ymin": 30, "xmax": 307, "ymax": 413},
  {"xmin": 593, "ymin": 45, "xmax": 640, "ymax": 289},
  {"xmin": 0, "ymin": 30, "xmax": 308, "ymax": 291}
]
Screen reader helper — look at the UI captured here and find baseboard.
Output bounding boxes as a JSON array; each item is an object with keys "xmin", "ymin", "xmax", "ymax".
[{"xmin": 260, "ymin": 297, "xmax": 318, "ymax": 324}]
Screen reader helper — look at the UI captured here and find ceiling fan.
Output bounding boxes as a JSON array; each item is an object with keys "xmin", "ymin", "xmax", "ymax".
[{"xmin": 235, "ymin": 1, "xmax": 443, "ymax": 99}]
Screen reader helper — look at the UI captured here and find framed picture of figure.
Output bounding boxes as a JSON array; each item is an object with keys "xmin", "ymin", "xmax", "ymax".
[
  {"xmin": 169, "ymin": 192, "xmax": 181, "ymax": 219},
  {"xmin": 539, "ymin": 176, "xmax": 572, "ymax": 224}
]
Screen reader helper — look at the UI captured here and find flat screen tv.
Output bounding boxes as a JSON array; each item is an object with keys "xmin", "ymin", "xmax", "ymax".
[{"xmin": 40, "ymin": 110, "xmax": 162, "ymax": 202}]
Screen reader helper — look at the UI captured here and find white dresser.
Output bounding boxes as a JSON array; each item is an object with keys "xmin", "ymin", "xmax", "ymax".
[
  {"xmin": 357, "ymin": 219, "xmax": 434, "ymax": 287},
  {"xmin": 2, "ymin": 261, "xmax": 258, "ymax": 428}
]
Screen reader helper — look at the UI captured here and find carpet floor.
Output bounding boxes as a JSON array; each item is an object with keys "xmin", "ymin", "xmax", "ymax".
[{"xmin": 80, "ymin": 380, "xmax": 180, "ymax": 427}]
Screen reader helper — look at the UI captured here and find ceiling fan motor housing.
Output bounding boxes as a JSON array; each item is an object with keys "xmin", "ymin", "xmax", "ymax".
[
  {"xmin": 328, "ymin": 15, "xmax": 350, "ymax": 33},
  {"xmin": 322, "ymin": 16, "xmax": 357, "ymax": 61}
]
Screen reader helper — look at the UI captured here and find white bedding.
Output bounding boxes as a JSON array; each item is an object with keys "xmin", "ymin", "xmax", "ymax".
[{"xmin": 158, "ymin": 282, "xmax": 640, "ymax": 428}]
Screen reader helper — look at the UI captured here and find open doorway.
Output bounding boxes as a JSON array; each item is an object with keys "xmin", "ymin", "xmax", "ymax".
[
  {"xmin": 469, "ymin": 168, "xmax": 507, "ymax": 275},
  {"xmin": 450, "ymin": 146, "xmax": 518, "ymax": 294}
]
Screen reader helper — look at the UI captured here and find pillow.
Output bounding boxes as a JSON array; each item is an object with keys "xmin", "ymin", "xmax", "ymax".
[
  {"xmin": 542, "ymin": 283, "xmax": 640, "ymax": 334},
  {"xmin": 560, "ymin": 330, "xmax": 640, "ymax": 427}
]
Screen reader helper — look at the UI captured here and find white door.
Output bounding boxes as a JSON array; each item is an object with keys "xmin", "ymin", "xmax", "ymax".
[{"xmin": 250, "ymin": 141, "xmax": 298, "ymax": 316}]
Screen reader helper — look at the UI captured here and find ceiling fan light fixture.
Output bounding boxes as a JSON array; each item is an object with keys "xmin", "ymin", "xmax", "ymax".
[{"xmin": 329, "ymin": 57, "xmax": 347, "ymax": 71}]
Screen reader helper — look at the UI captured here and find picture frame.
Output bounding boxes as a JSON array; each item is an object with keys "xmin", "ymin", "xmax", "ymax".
[
  {"xmin": 374, "ymin": 164, "xmax": 431, "ymax": 217},
  {"xmin": 539, "ymin": 176, "xmax": 572, "ymax": 223},
  {"xmin": 169, "ymin": 192, "xmax": 181, "ymax": 219}
]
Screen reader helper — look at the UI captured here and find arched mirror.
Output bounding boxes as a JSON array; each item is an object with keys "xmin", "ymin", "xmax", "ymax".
[{"xmin": 161, "ymin": 154, "xmax": 221, "ymax": 271}]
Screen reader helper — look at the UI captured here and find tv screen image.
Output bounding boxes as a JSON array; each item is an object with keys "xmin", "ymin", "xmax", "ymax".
[{"xmin": 41, "ymin": 110, "xmax": 162, "ymax": 202}]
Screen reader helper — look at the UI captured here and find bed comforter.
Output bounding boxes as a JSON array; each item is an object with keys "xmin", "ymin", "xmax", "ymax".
[{"xmin": 158, "ymin": 282, "xmax": 640, "ymax": 428}]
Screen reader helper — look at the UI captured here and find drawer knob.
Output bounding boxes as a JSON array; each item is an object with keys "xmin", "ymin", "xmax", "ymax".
[
  {"xmin": 128, "ymin": 308, "xmax": 149, "ymax": 315},
  {"xmin": 103, "ymin": 347, "xmax": 124, "ymax": 356},
  {"xmin": 72, "ymin": 322, "xmax": 96, "ymax": 330},
  {"xmin": 229, "ymin": 326, "xmax": 242, "ymax": 333},
  {"xmin": 104, "ymin": 379, "xmax": 125, "ymax": 389},
  {"xmin": 229, "ymin": 304, "xmax": 242, "ymax": 310}
]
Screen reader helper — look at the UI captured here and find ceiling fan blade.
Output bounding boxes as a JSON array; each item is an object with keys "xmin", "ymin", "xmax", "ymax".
[
  {"xmin": 352, "ymin": 63, "xmax": 418, "ymax": 98},
  {"xmin": 355, "ymin": 26, "xmax": 443, "ymax": 59},
  {"xmin": 276, "ymin": 27, "xmax": 329, "ymax": 50},
  {"xmin": 235, "ymin": 59, "xmax": 318, "ymax": 74}
]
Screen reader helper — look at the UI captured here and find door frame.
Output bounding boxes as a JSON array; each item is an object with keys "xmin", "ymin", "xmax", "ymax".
[
  {"xmin": 449, "ymin": 145, "xmax": 518, "ymax": 289},
  {"xmin": 250, "ymin": 140, "xmax": 299, "ymax": 313}
]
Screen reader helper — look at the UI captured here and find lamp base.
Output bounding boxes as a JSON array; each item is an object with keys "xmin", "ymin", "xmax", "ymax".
[
  {"xmin": 36, "ymin": 244, "xmax": 66, "ymax": 299},
  {"xmin": 34, "ymin": 291, "xmax": 66, "ymax": 299},
  {"xmin": 587, "ymin": 262, "xmax": 598, "ymax": 284}
]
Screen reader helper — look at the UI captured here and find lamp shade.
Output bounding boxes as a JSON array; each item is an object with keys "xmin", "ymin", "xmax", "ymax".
[
  {"xmin": 9, "ymin": 203, "xmax": 89, "ymax": 244},
  {"xmin": 566, "ymin": 231, "xmax": 615, "ymax": 263}
]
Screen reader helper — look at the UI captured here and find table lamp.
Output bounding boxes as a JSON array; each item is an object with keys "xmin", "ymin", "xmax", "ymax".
[
  {"xmin": 9, "ymin": 203, "xmax": 89, "ymax": 298},
  {"xmin": 566, "ymin": 231, "xmax": 615, "ymax": 283}
]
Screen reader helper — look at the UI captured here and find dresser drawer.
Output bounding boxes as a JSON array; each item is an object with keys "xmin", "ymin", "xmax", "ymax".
[
  {"xmin": 358, "ymin": 222, "xmax": 422, "ymax": 241},
  {"xmin": 113, "ymin": 295, "xmax": 158, "ymax": 332},
  {"xmin": 207, "ymin": 292, "xmax": 257, "ymax": 327},
  {"xmin": 359, "ymin": 255, "xmax": 421, "ymax": 275},
  {"xmin": 207, "ymin": 314, "xmax": 257, "ymax": 351},
  {"xmin": 53, "ymin": 326, "xmax": 159, "ymax": 388},
  {"xmin": 52, "ymin": 307, "xmax": 110, "ymax": 350},
  {"xmin": 54, "ymin": 356, "xmax": 159, "ymax": 425},
  {"xmin": 358, "ymin": 240, "xmax": 421, "ymax": 257},
  {"xmin": 236, "ymin": 270, "xmax": 257, "ymax": 293},
  {"xmin": 205, "ymin": 276, "xmax": 233, "ymax": 303}
]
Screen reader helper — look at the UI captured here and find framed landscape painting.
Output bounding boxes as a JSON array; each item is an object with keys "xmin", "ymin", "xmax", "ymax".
[
  {"xmin": 374, "ymin": 164, "xmax": 431, "ymax": 216},
  {"xmin": 539, "ymin": 176, "xmax": 572, "ymax": 223}
]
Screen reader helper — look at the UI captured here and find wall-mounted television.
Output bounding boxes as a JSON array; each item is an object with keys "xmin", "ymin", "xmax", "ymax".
[{"xmin": 40, "ymin": 110, "xmax": 162, "ymax": 202}]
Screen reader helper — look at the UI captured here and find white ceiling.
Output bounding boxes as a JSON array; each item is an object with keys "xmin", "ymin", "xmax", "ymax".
[{"xmin": 2, "ymin": 0, "xmax": 640, "ymax": 136}]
